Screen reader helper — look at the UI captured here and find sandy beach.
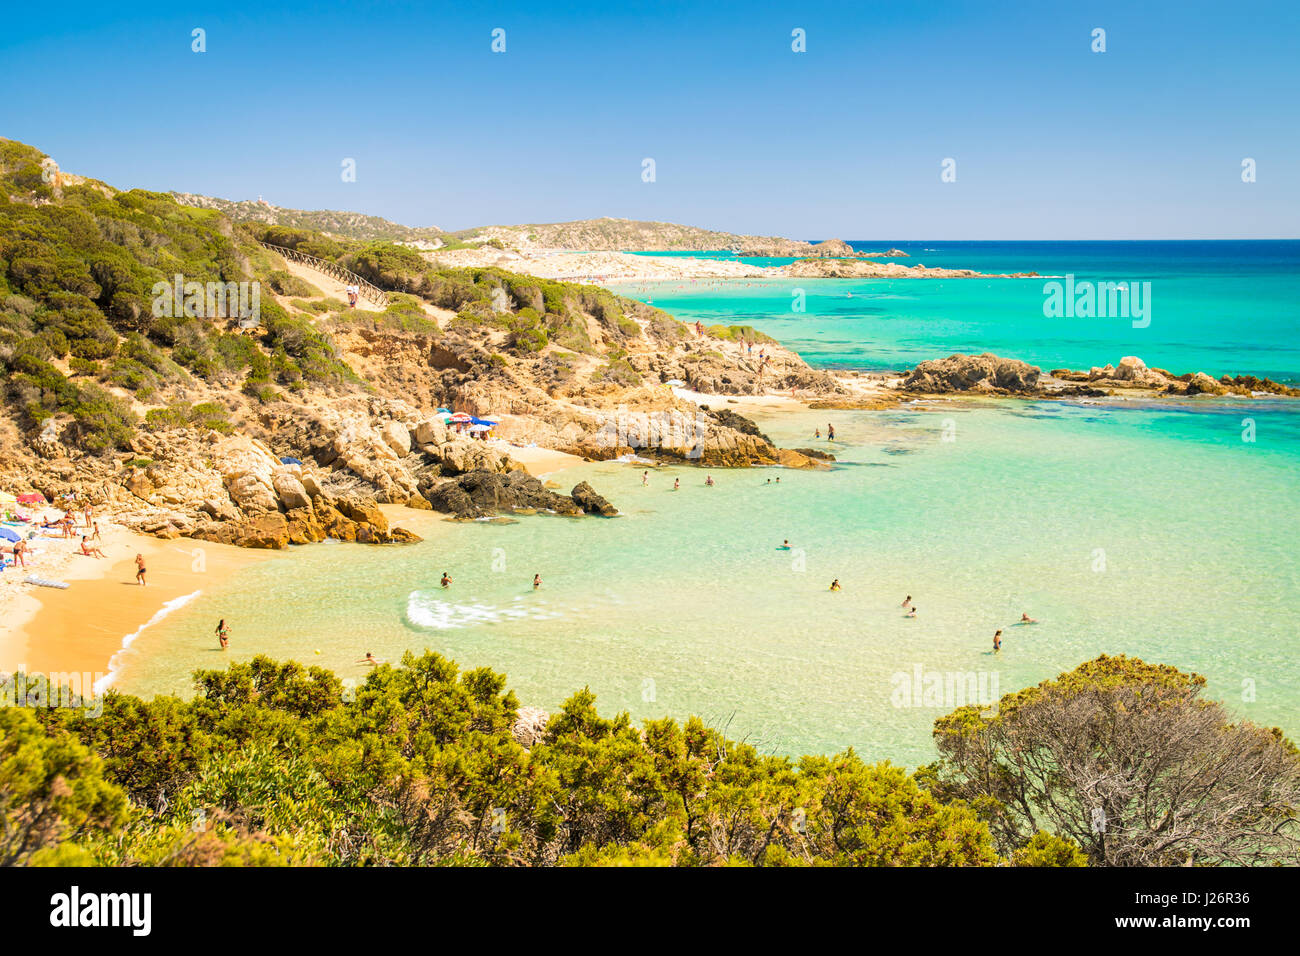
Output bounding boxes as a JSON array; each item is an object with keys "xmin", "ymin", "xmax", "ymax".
[{"xmin": 0, "ymin": 517, "xmax": 272, "ymax": 682}]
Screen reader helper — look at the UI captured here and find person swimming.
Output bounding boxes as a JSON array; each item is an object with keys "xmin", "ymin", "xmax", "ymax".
[
  {"xmin": 829, "ymin": 579, "xmax": 841, "ymax": 591},
  {"xmin": 356, "ymin": 652, "xmax": 383, "ymax": 667},
  {"xmin": 905, "ymin": 606, "xmax": 917, "ymax": 618},
  {"xmin": 1020, "ymin": 612, "xmax": 1037, "ymax": 623},
  {"xmin": 440, "ymin": 571, "xmax": 452, "ymax": 588}
]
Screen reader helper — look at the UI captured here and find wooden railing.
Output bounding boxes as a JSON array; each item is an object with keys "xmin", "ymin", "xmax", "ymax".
[{"xmin": 258, "ymin": 241, "xmax": 390, "ymax": 307}]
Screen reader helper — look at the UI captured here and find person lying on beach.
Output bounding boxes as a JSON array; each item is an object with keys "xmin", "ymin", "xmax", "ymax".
[
  {"xmin": 356, "ymin": 652, "xmax": 383, "ymax": 666},
  {"xmin": 1020, "ymin": 613, "xmax": 1037, "ymax": 623},
  {"xmin": 79, "ymin": 536, "xmax": 106, "ymax": 559},
  {"xmin": 829, "ymin": 579, "xmax": 841, "ymax": 591},
  {"xmin": 440, "ymin": 572, "xmax": 452, "ymax": 588}
]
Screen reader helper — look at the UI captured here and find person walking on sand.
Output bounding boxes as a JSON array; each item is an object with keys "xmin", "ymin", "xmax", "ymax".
[
  {"xmin": 440, "ymin": 571, "xmax": 452, "ymax": 588},
  {"xmin": 993, "ymin": 630, "xmax": 1002, "ymax": 652},
  {"xmin": 533, "ymin": 573, "xmax": 542, "ymax": 589},
  {"xmin": 216, "ymin": 619, "xmax": 230, "ymax": 649},
  {"xmin": 135, "ymin": 553, "xmax": 147, "ymax": 586},
  {"xmin": 91, "ymin": 521, "xmax": 101, "ymax": 542}
]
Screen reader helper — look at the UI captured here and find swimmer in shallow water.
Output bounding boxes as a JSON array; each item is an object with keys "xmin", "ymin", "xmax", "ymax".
[
  {"xmin": 778, "ymin": 539, "xmax": 790, "ymax": 549},
  {"xmin": 901, "ymin": 595, "xmax": 913, "ymax": 609},
  {"xmin": 829, "ymin": 579, "xmax": 841, "ymax": 591},
  {"xmin": 905, "ymin": 606, "xmax": 917, "ymax": 618},
  {"xmin": 533, "ymin": 573, "xmax": 542, "ymax": 589},
  {"xmin": 1020, "ymin": 612, "xmax": 1037, "ymax": 623},
  {"xmin": 356, "ymin": 652, "xmax": 383, "ymax": 667},
  {"xmin": 440, "ymin": 571, "xmax": 452, "ymax": 588}
]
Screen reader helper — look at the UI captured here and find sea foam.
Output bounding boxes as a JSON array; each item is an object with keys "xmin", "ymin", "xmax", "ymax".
[{"xmin": 94, "ymin": 590, "xmax": 202, "ymax": 694}]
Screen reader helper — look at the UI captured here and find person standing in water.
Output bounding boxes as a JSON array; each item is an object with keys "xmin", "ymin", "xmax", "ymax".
[
  {"xmin": 135, "ymin": 553, "xmax": 147, "ymax": 586},
  {"xmin": 216, "ymin": 619, "xmax": 230, "ymax": 649},
  {"xmin": 440, "ymin": 571, "xmax": 452, "ymax": 588},
  {"xmin": 905, "ymin": 606, "xmax": 917, "ymax": 618},
  {"xmin": 705, "ymin": 475, "xmax": 714, "ymax": 486},
  {"xmin": 902, "ymin": 595, "xmax": 913, "ymax": 610},
  {"xmin": 993, "ymin": 630, "xmax": 1002, "ymax": 652},
  {"xmin": 673, "ymin": 478, "xmax": 680, "ymax": 491},
  {"xmin": 827, "ymin": 423, "xmax": 836, "ymax": 441},
  {"xmin": 642, "ymin": 471, "xmax": 649, "ymax": 487},
  {"xmin": 829, "ymin": 579, "xmax": 841, "ymax": 591},
  {"xmin": 533, "ymin": 573, "xmax": 542, "ymax": 589}
]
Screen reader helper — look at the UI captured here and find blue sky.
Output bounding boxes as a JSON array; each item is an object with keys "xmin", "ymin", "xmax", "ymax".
[{"xmin": 2, "ymin": 0, "xmax": 1297, "ymax": 238}]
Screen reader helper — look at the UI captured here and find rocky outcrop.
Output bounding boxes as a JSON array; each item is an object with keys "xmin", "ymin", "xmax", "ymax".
[
  {"xmin": 903, "ymin": 354, "xmax": 1041, "ymax": 394},
  {"xmin": 571, "ymin": 481, "xmax": 618, "ymax": 516},
  {"xmin": 420, "ymin": 469, "xmax": 616, "ymax": 519}
]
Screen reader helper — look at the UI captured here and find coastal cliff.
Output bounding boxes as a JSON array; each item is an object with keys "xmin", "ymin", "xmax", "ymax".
[{"xmin": 0, "ymin": 139, "xmax": 837, "ymax": 546}]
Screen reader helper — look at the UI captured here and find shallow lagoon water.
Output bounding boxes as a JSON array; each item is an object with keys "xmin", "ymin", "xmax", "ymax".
[{"xmin": 118, "ymin": 396, "xmax": 1300, "ymax": 766}]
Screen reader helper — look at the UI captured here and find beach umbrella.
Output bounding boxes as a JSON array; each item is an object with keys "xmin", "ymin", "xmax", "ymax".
[
  {"xmin": 449, "ymin": 413, "xmax": 472, "ymax": 423},
  {"xmin": 16, "ymin": 493, "xmax": 46, "ymax": 505},
  {"xmin": 469, "ymin": 417, "xmax": 498, "ymax": 426},
  {"xmin": 468, "ymin": 424, "xmax": 490, "ymax": 434},
  {"xmin": 0, "ymin": 528, "xmax": 20, "ymax": 543}
]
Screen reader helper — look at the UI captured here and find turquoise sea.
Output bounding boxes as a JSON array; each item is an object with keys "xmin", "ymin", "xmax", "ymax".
[{"xmin": 117, "ymin": 242, "xmax": 1300, "ymax": 767}]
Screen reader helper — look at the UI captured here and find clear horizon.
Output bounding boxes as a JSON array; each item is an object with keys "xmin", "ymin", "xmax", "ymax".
[{"xmin": 2, "ymin": 0, "xmax": 1298, "ymax": 239}]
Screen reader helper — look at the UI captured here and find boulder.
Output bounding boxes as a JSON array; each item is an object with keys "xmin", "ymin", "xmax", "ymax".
[
  {"xmin": 903, "ymin": 353, "xmax": 1041, "ymax": 394},
  {"xmin": 380, "ymin": 421, "xmax": 411, "ymax": 457},
  {"xmin": 272, "ymin": 471, "xmax": 312, "ymax": 511},
  {"xmin": 1186, "ymin": 371, "xmax": 1228, "ymax": 396},
  {"xmin": 571, "ymin": 481, "xmax": 618, "ymax": 516},
  {"xmin": 413, "ymin": 418, "xmax": 449, "ymax": 446}
]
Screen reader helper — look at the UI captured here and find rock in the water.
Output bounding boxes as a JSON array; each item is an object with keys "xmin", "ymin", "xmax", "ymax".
[
  {"xmin": 571, "ymin": 481, "xmax": 618, "ymax": 516},
  {"xmin": 903, "ymin": 353, "xmax": 1041, "ymax": 394}
]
